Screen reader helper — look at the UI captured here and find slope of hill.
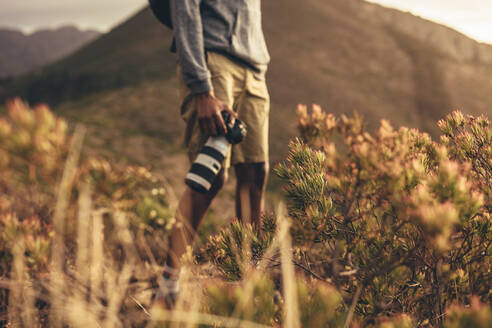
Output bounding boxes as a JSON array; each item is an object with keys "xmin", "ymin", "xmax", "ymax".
[
  {"xmin": 1, "ymin": 0, "xmax": 491, "ymax": 169},
  {"xmin": 0, "ymin": 26, "xmax": 100, "ymax": 78},
  {"xmin": 261, "ymin": 0, "xmax": 492, "ymax": 134}
]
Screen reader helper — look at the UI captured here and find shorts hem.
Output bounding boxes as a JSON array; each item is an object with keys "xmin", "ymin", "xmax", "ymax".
[{"xmin": 231, "ymin": 155, "xmax": 269, "ymax": 166}]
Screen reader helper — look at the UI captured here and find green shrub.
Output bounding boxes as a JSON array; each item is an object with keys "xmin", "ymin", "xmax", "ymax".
[
  {"xmin": 200, "ymin": 105, "xmax": 490, "ymax": 327},
  {"xmin": 444, "ymin": 298, "xmax": 492, "ymax": 328},
  {"xmin": 201, "ymin": 214, "xmax": 276, "ymax": 280},
  {"xmin": 2, "ymin": 99, "xmax": 490, "ymax": 327},
  {"xmin": 205, "ymin": 273, "xmax": 282, "ymax": 326},
  {"xmin": 273, "ymin": 105, "xmax": 491, "ymax": 325},
  {"xmin": 297, "ymin": 279, "xmax": 345, "ymax": 327},
  {"xmin": 0, "ymin": 99, "xmax": 173, "ymax": 275}
]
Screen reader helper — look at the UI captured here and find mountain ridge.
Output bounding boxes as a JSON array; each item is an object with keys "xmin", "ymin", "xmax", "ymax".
[
  {"xmin": 357, "ymin": 0, "xmax": 492, "ymax": 64},
  {"xmin": 0, "ymin": 25, "xmax": 100, "ymax": 78}
]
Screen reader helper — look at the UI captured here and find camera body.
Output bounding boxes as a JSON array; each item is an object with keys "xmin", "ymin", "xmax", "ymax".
[{"xmin": 185, "ymin": 112, "xmax": 247, "ymax": 193}]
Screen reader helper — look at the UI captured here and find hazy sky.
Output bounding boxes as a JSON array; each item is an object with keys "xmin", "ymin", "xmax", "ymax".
[
  {"xmin": 0, "ymin": 0, "xmax": 491, "ymax": 44},
  {"xmin": 367, "ymin": 0, "xmax": 492, "ymax": 44},
  {"xmin": 0, "ymin": 0, "xmax": 147, "ymax": 32}
]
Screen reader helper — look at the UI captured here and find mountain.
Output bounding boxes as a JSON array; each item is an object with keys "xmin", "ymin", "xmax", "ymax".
[
  {"xmin": 261, "ymin": 0, "xmax": 492, "ymax": 134},
  {"xmin": 0, "ymin": 26, "xmax": 100, "ymax": 78},
  {"xmin": 1, "ymin": 0, "xmax": 492, "ymax": 170}
]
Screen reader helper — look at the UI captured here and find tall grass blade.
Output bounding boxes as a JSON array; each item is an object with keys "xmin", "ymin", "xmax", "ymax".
[
  {"xmin": 278, "ymin": 206, "xmax": 300, "ymax": 328},
  {"xmin": 50, "ymin": 125, "xmax": 86, "ymax": 327}
]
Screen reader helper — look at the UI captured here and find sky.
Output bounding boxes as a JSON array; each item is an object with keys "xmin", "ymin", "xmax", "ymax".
[
  {"xmin": 0, "ymin": 0, "xmax": 491, "ymax": 44},
  {"xmin": 0, "ymin": 0, "xmax": 148, "ymax": 33},
  {"xmin": 366, "ymin": 0, "xmax": 492, "ymax": 44}
]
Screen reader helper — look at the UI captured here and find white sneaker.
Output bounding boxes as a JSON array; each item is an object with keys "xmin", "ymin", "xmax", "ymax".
[{"xmin": 153, "ymin": 265, "xmax": 180, "ymax": 309}]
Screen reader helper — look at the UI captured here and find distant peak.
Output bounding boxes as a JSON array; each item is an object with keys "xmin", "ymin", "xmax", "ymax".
[{"xmin": 28, "ymin": 25, "xmax": 102, "ymax": 36}]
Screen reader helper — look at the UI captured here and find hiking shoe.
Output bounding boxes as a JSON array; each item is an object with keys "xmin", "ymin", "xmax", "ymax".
[{"xmin": 152, "ymin": 265, "xmax": 180, "ymax": 310}]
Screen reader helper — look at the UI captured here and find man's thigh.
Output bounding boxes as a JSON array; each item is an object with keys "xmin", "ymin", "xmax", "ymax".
[
  {"xmin": 178, "ymin": 53, "xmax": 243, "ymax": 168},
  {"xmin": 178, "ymin": 53, "xmax": 269, "ymax": 167},
  {"xmin": 231, "ymin": 73, "xmax": 270, "ymax": 165}
]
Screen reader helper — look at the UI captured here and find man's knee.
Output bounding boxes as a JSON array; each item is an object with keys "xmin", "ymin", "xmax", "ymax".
[
  {"xmin": 235, "ymin": 162, "xmax": 269, "ymax": 188},
  {"xmin": 255, "ymin": 162, "xmax": 269, "ymax": 187}
]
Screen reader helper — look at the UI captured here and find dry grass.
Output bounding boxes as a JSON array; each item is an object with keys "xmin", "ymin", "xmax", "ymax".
[
  {"xmin": 3, "ymin": 204, "xmax": 301, "ymax": 327},
  {"xmin": 1, "ymin": 102, "xmax": 490, "ymax": 328},
  {"xmin": 1, "ymin": 134, "xmax": 299, "ymax": 327}
]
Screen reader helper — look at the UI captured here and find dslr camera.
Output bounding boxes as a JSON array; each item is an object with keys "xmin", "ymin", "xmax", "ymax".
[{"xmin": 185, "ymin": 111, "xmax": 247, "ymax": 193}]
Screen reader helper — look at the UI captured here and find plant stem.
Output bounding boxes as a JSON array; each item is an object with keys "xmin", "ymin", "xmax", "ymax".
[{"xmin": 344, "ymin": 284, "xmax": 362, "ymax": 328}]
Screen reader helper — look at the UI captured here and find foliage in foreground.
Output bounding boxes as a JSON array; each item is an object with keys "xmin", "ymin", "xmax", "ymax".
[
  {"xmin": 0, "ymin": 100, "xmax": 346, "ymax": 327},
  {"xmin": 0, "ymin": 100, "xmax": 175, "ymax": 326},
  {"xmin": 205, "ymin": 105, "xmax": 491, "ymax": 327},
  {"xmin": 0, "ymin": 100, "xmax": 490, "ymax": 327},
  {"xmin": 0, "ymin": 99, "xmax": 173, "ymax": 275},
  {"xmin": 282, "ymin": 106, "xmax": 491, "ymax": 326}
]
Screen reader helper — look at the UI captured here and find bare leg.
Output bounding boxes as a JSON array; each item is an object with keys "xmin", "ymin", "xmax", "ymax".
[
  {"xmin": 235, "ymin": 163, "xmax": 269, "ymax": 228},
  {"xmin": 166, "ymin": 169, "xmax": 227, "ymax": 268}
]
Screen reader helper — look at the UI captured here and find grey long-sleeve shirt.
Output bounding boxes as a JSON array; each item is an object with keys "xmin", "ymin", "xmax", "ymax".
[{"xmin": 171, "ymin": 0, "xmax": 270, "ymax": 95}]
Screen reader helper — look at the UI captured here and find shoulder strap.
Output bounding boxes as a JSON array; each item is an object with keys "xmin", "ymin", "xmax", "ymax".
[{"xmin": 148, "ymin": 0, "xmax": 173, "ymax": 29}]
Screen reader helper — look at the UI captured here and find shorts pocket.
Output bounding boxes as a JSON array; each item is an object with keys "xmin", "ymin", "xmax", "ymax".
[
  {"xmin": 206, "ymin": 52, "xmax": 228, "ymax": 78},
  {"xmin": 246, "ymin": 74, "xmax": 269, "ymax": 101}
]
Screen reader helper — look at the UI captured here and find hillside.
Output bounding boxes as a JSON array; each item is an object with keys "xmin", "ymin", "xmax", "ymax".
[
  {"xmin": 261, "ymin": 0, "xmax": 492, "ymax": 134},
  {"xmin": 0, "ymin": 26, "xmax": 100, "ymax": 78},
  {"xmin": 1, "ymin": 0, "xmax": 491, "ymax": 172}
]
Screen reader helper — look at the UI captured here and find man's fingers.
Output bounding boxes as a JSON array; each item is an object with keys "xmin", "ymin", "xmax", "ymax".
[
  {"xmin": 209, "ymin": 118, "xmax": 218, "ymax": 136},
  {"xmin": 215, "ymin": 111, "xmax": 227, "ymax": 135},
  {"xmin": 196, "ymin": 95, "xmax": 236, "ymax": 137},
  {"xmin": 199, "ymin": 116, "xmax": 222, "ymax": 136},
  {"xmin": 215, "ymin": 99, "xmax": 235, "ymax": 118},
  {"xmin": 220, "ymin": 102, "xmax": 236, "ymax": 118},
  {"xmin": 199, "ymin": 118, "xmax": 209, "ymax": 136},
  {"xmin": 225, "ymin": 108, "xmax": 237, "ymax": 125},
  {"xmin": 200, "ymin": 118, "xmax": 214, "ymax": 136},
  {"xmin": 227, "ymin": 108, "xmax": 237, "ymax": 118}
]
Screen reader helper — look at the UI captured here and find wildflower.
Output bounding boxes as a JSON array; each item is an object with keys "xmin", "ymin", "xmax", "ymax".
[{"xmin": 0, "ymin": 119, "xmax": 11, "ymax": 138}]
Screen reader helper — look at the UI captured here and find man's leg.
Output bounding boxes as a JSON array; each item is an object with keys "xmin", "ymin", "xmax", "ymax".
[
  {"xmin": 235, "ymin": 162, "xmax": 268, "ymax": 228},
  {"xmin": 232, "ymin": 66, "xmax": 270, "ymax": 228},
  {"xmin": 154, "ymin": 169, "xmax": 227, "ymax": 307},
  {"xmin": 165, "ymin": 59, "xmax": 235, "ymax": 270},
  {"xmin": 167, "ymin": 169, "xmax": 227, "ymax": 268},
  {"xmin": 155, "ymin": 53, "xmax": 241, "ymax": 307}
]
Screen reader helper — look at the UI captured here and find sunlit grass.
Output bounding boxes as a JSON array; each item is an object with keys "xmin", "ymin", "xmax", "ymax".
[{"xmin": 0, "ymin": 101, "xmax": 491, "ymax": 327}]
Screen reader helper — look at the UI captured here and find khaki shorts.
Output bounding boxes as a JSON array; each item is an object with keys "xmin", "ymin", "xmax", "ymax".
[{"xmin": 178, "ymin": 52, "xmax": 270, "ymax": 168}]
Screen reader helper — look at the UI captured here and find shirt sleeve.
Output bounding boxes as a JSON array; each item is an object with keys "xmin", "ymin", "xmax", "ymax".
[{"xmin": 171, "ymin": 0, "xmax": 212, "ymax": 95}]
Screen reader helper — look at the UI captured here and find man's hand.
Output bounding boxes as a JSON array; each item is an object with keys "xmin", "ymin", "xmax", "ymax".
[{"xmin": 196, "ymin": 91, "xmax": 236, "ymax": 137}]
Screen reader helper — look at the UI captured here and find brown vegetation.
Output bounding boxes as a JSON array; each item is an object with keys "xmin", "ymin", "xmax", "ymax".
[{"xmin": 0, "ymin": 100, "xmax": 490, "ymax": 327}]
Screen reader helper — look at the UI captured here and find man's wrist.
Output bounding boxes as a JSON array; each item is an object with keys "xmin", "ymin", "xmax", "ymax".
[
  {"xmin": 195, "ymin": 91, "xmax": 214, "ymax": 100},
  {"xmin": 188, "ymin": 77, "xmax": 213, "ymax": 96}
]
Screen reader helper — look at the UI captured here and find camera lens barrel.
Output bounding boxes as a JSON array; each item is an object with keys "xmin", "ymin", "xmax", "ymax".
[
  {"xmin": 185, "ymin": 111, "xmax": 248, "ymax": 193},
  {"xmin": 185, "ymin": 136, "xmax": 229, "ymax": 193}
]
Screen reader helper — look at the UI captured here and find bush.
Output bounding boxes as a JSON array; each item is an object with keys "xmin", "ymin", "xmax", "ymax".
[
  {"xmin": 0, "ymin": 100, "xmax": 175, "ymax": 326},
  {"xmin": 0, "ymin": 100, "xmax": 174, "ymax": 275},
  {"xmin": 201, "ymin": 215, "xmax": 277, "ymax": 280},
  {"xmin": 205, "ymin": 273, "xmax": 282, "ymax": 326},
  {"xmin": 273, "ymin": 105, "xmax": 491, "ymax": 325},
  {"xmin": 199, "ymin": 105, "xmax": 490, "ymax": 327},
  {"xmin": 2, "ymin": 99, "xmax": 490, "ymax": 327},
  {"xmin": 444, "ymin": 297, "xmax": 492, "ymax": 328}
]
